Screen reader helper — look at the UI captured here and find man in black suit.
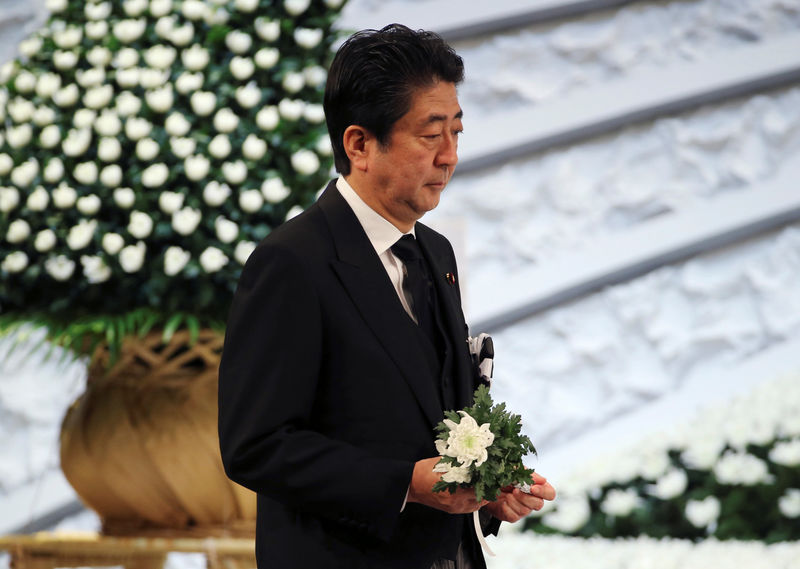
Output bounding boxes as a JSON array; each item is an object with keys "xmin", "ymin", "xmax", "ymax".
[{"xmin": 218, "ymin": 24, "xmax": 555, "ymax": 569}]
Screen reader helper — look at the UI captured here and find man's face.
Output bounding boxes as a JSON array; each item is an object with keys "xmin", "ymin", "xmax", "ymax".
[{"xmin": 365, "ymin": 81, "xmax": 463, "ymax": 230}]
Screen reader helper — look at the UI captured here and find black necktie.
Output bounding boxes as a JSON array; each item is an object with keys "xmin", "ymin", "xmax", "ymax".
[{"xmin": 391, "ymin": 234, "xmax": 437, "ymax": 344}]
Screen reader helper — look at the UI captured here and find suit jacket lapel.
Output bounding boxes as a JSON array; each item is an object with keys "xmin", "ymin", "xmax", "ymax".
[
  {"xmin": 416, "ymin": 225, "xmax": 476, "ymax": 410},
  {"xmin": 317, "ymin": 184, "xmax": 444, "ymax": 428}
]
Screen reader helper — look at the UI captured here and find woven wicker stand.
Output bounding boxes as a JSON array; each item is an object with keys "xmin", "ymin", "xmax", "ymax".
[{"xmin": 59, "ymin": 329, "xmax": 256, "ymax": 536}]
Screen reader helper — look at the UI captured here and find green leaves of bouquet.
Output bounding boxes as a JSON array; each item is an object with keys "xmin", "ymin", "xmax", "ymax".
[
  {"xmin": 0, "ymin": 0, "xmax": 346, "ymax": 359},
  {"xmin": 433, "ymin": 384, "xmax": 536, "ymax": 502}
]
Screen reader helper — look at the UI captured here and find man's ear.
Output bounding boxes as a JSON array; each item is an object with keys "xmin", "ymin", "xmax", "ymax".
[{"xmin": 343, "ymin": 125, "xmax": 372, "ymax": 172}]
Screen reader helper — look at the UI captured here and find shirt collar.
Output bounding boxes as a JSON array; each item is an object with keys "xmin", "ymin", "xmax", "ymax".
[{"xmin": 336, "ymin": 176, "xmax": 414, "ymax": 256}]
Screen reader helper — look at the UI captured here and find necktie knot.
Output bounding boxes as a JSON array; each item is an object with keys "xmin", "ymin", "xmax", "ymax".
[{"xmin": 390, "ymin": 234, "xmax": 422, "ymax": 264}]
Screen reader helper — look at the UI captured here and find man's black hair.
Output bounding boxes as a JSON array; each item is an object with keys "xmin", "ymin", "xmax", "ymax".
[{"xmin": 323, "ymin": 23, "xmax": 464, "ymax": 175}]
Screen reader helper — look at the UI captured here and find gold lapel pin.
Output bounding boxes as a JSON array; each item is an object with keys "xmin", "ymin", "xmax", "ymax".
[{"xmin": 445, "ymin": 272, "xmax": 456, "ymax": 285}]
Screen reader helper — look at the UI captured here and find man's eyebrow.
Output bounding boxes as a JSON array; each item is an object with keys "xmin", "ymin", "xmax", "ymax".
[{"xmin": 422, "ymin": 109, "xmax": 464, "ymax": 126}]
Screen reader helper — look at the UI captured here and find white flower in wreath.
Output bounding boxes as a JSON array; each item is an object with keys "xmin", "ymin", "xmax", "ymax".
[
  {"xmin": 115, "ymin": 68, "xmax": 140, "ymax": 89},
  {"xmin": 11, "ymin": 159, "xmax": 38, "ymax": 188},
  {"xmin": 74, "ymin": 162, "xmax": 98, "ymax": 185},
  {"xmin": 223, "ymin": 161, "xmax": 248, "ymax": 185},
  {"xmin": 236, "ymin": 82, "xmax": 261, "ymax": 109},
  {"xmin": 164, "ymin": 246, "xmax": 191, "ymax": 276},
  {"xmin": 119, "ymin": 241, "xmax": 147, "ymax": 273},
  {"xmin": 145, "ymin": 45, "xmax": 177, "ymax": 69},
  {"xmin": 33, "ymin": 105, "xmax": 56, "ymax": 126},
  {"xmin": 31, "ymin": 226, "xmax": 56, "ymax": 252},
  {"xmin": 53, "ymin": 182, "xmax": 78, "ymax": 209},
  {"xmin": 291, "ymin": 149, "xmax": 321, "ymax": 176},
  {"xmin": 2, "ymin": 251, "xmax": 28, "ymax": 273},
  {"xmin": 81, "ymin": 255, "xmax": 112, "ymax": 284},
  {"xmin": 226, "ymin": 30, "xmax": 253, "ymax": 54},
  {"xmin": 172, "ymin": 207, "xmax": 202, "ymax": 235},
  {"xmin": 239, "ymin": 189, "xmax": 263, "ymax": 213},
  {"xmin": 87, "ymin": 46, "xmax": 113, "ymax": 67},
  {"xmin": 256, "ymin": 106, "xmax": 280, "ymax": 131},
  {"xmin": 102, "ymin": 233, "xmax": 125, "ymax": 255},
  {"xmin": 190, "ymin": 91, "xmax": 217, "ymax": 116},
  {"xmin": 136, "ymin": 138, "xmax": 161, "ymax": 161},
  {"xmin": 142, "ymin": 163, "xmax": 169, "ymax": 188},
  {"xmin": 116, "ymin": 91, "xmax": 142, "ymax": 116},
  {"xmin": 154, "ymin": 16, "xmax": 175, "ymax": 39},
  {"xmin": 7, "ymin": 123, "xmax": 32, "ymax": 148},
  {"xmin": 185, "ymin": 155, "xmax": 210, "ymax": 181},
  {"xmin": 74, "ymin": 109, "xmax": 98, "ymax": 129},
  {"xmin": 262, "ymin": 178, "xmax": 290, "ymax": 203},
  {"xmin": 77, "ymin": 195, "xmax": 101, "ymax": 216},
  {"xmin": 255, "ymin": 18, "xmax": 280, "ymax": 42},
  {"xmin": 124, "ymin": 0, "xmax": 149, "ymax": 18},
  {"xmin": 316, "ymin": 135, "xmax": 333, "ymax": 157},
  {"xmin": 43, "ymin": 158, "xmax": 64, "ymax": 182},
  {"xmin": 713, "ymin": 451, "xmax": 772, "ymax": 485},
  {"xmin": 100, "ymin": 165, "xmax": 123, "ymax": 187},
  {"xmin": 150, "ymin": 0, "xmax": 173, "ymax": 18},
  {"xmin": 234, "ymin": 240, "xmax": 256, "ymax": 265},
  {"xmin": 285, "ymin": 205, "xmax": 304, "ymax": 221},
  {"xmin": 439, "ymin": 411, "xmax": 495, "ymax": 468},
  {"xmin": 84, "ymin": 84, "xmax": 114, "ymax": 109},
  {"xmin": 14, "ymin": 70, "xmax": 37, "ymax": 93},
  {"xmin": 230, "ymin": 57, "xmax": 255, "ymax": 81},
  {"xmin": 170, "ymin": 22, "xmax": 195, "ymax": 46},
  {"xmin": 304, "ymin": 65, "xmax": 327, "ymax": 88},
  {"xmin": 182, "ymin": 44, "xmax": 210, "ymax": 71},
  {"xmin": 433, "ymin": 461, "xmax": 472, "ymax": 484},
  {"xmin": 41, "ymin": 125, "xmax": 61, "ymax": 149},
  {"xmin": 54, "ymin": 26, "xmax": 83, "ymax": 49},
  {"xmin": 182, "ymin": 0, "xmax": 208, "ymax": 20},
  {"xmin": 215, "ymin": 216, "xmax": 239, "ymax": 243},
  {"xmin": 63, "ymin": 125, "xmax": 92, "ymax": 158},
  {"xmin": 76, "ymin": 67, "xmax": 106, "ymax": 89},
  {"xmin": 85, "ymin": 1, "xmax": 111, "ymax": 20},
  {"xmin": 35, "ymin": 72, "xmax": 62, "ymax": 98},
  {"xmin": 199, "ymin": 246, "xmax": 229, "ymax": 273},
  {"xmin": 45, "ymin": 255, "xmax": 76, "ymax": 280},
  {"xmin": 769, "ymin": 439, "xmax": 800, "ymax": 467},
  {"xmin": 158, "ymin": 191, "xmax": 185, "ymax": 214},
  {"xmin": 324, "ymin": 0, "xmax": 344, "ymax": 7},
  {"xmin": 235, "ymin": 0, "xmax": 258, "ymax": 12},
  {"xmin": 126, "ymin": 117, "xmax": 153, "ymax": 140},
  {"xmin": 146, "ymin": 85, "xmax": 174, "ymax": 113},
  {"xmin": 27, "ymin": 186, "xmax": 50, "ymax": 211},
  {"xmin": 175, "ymin": 71, "xmax": 203, "ymax": 94},
  {"xmin": 282, "ymin": 72, "xmax": 305, "ymax": 94},
  {"xmin": 284, "ymin": 0, "xmax": 310, "ymax": 16},
  {"xmin": 66, "ymin": 219, "xmax": 98, "ymax": 250},
  {"xmin": 34, "ymin": 229, "xmax": 57, "ymax": 252},
  {"xmin": 294, "ymin": 28, "xmax": 323, "ymax": 50},
  {"xmin": 19, "ymin": 36, "xmax": 43, "ymax": 59},
  {"xmin": 542, "ymin": 496, "xmax": 590, "ymax": 533},
  {"xmin": 209, "ymin": 134, "xmax": 232, "ymax": 159},
  {"xmin": 114, "ymin": 188, "xmax": 136, "ymax": 209},
  {"xmin": 279, "ymin": 100, "xmax": 305, "ymax": 122},
  {"xmin": 128, "ymin": 211, "xmax": 154, "ymax": 239},
  {"xmin": 53, "ymin": 51, "xmax": 78, "ymax": 72},
  {"xmin": 46, "ymin": 0, "xmax": 67, "ymax": 12},
  {"xmin": 86, "ymin": 21, "xmax": 109, "ymax": 40},
  {"xmin": 0, "ymin": 187, "xmax": 20, "ymax": 212},
  {"xmin": 600, "ymin": 489, "xmax": 641, "ymax": 517},
  {"xmin": 165, "ymin": 112, "xmax": 192, "ymax": 136},
  {"xmin": 242, "ymin": 135, "xmax": 267, "ymax": 161},
  {"xmin": 304, "ymin": 104, "xmax": 326, "ymax": 125},
  {"xmin": 113, "ymin": 19, "xmax": 147, "ymax": 43},
  {"xmin": 95, "ymin": 111, "xmax": 122, "ymax": 137},
  {"xmin": 53, "ymin": 83, "xmax": 79, "ymax": 107},
  {"xmin": 255, "ymin": 47, "xmax": 280, "ymax": 69},
  {"xmin": 685, "ymin": 496, "xmax": 720, "ymax": 528},
  {"xmin": 140, "ymin": 68, "xmax": 169, "ymax": 89},
  {"xmin": 8, "ymin": 97, "xmax": 35, "ymax": 123},
  {"xmin": 203, "ymin": 181, "xmax": 231, "ymax": 206},
  {"xmin": 0, "ymin": 154, "xmax": 11, "ymax": 175},
  {"xmin": 98, "ymin": 137, "xmax": 122, "ymax": 162},
  {"xmin": 170, "ymin": 137, "xmax": 196, "ymax": 159},
  {"xmin": 115, "ymin": 47, "xmax": 140, "ymax": 68},
  {"xmin": 6, "ymin": 219, "xmax": 30, "ymax": 243},
  {"xmin": 779, "ymin": 488, "xmax": 800, "ymax": 518},
  {"xmin": 214, "ymin": 108, "xmax": 239, "ymax": 133}
]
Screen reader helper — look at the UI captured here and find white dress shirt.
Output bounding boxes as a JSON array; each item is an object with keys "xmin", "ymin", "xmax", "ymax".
[{"xmin": 336, "ymin": 176, "xmax": 419, "ymax": 323}]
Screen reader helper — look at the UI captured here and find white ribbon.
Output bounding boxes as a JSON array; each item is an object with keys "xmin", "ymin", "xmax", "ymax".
[{"xmin": 473, "ymin": 510, "xmax": 495, "ymax": 557}]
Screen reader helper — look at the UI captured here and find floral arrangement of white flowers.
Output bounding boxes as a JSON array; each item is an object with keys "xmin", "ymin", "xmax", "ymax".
[
  {"xmin": 433, "ymin": 384, "xmax": 537, "ymax": 502},
  {"xmin": 524, "ymin": 374, "xmax": 800, "ymax": 543},
  {"xmin": 0, "ymin": 0, "xmax": 346, "ymax": 361}
]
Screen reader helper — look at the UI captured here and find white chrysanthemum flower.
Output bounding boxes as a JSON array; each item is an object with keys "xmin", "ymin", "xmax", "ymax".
[
  {"xmin": 115, "ymin": 67, "xmax": 140, "ymax": 88},
  {"xmin": 100, "ymin": 164, "xmax": 123, "ymax": 187},
  {"xmin": 303, "ymin": 65, "xmax": 327, "ymax": 87},
  {"xmin": 119, "ymin": 241, "xmax": 147, "ymax": 273},
  {"xmin": 54, "ymin": 26, "xmax": 82, "ymax": 49},
  {"xmin": 146, "ymin": 85, "xmax": 174, "ymax": 113},
  {"xmin": 128, "ymin": 211, "xmax": 154, "ymax": 239},
  {"xmin": 41, "ymin": 124, "xmax": 62, "ymax": 148},
  {"xmin": 158, "ymin": 191, "xmax": 185, "ymax": 214},
  {"xmin": 15, "ymin": 70, "xmax": 37, "ymax": 92},
  {"xmin": 282, "ymin": 71, "xmax": 304, "ymax": 94},
  {"xmin": 35, "ymin": 72, "xmax": 62, "ymax": 98},
  {"xmin": 74, "ymin": 109, "xmax": 98, "ymax": 129},
  {"xmin": 199, "ymin": 246, "xmax": 229, "ymax": 273},
  {"xmin": 11, "ymin": 158, "xmax": 38, "ymax": 187},
  {"xmin": 95, "ymin": 111, "xmax": 122, "ymax": 137},
  {"xmin": 255, "ymin": 18, "xmax": 280, "ymax": 41},
  {"xmin": 6, "ymin": 219, "xmax": 31, "ymax": 243},
  {"xmin": 0, "ymin": 154, "xmax": 11, "ymax": 176},
  {"xmin": 124, "ymin": 0, "xmax": 149, "ymax": 17},
  {"xmin": 53, "ymin": 182, "xmax": 78, "ymax": 208},
  {"xmin": 53, "ymin": 83, "xmax": 79, "ymax": 106},
  {"xmin": 175, "ymin": 71, "xmax": 203, "ymax": 94},
  {"xmin": 53, "ymin": 49, "xmax": 78, "ymax": 70},
  {"xmin": 114, "ymin": 187, "xmax": 136, "ymax": 209},
  {"xmin": 235, "ymin": 0, "xmax": 258, "ymax": 12},
  {"xmin": 278, "ymin": 99, "xmax": 304, "ymax": 121},
  {"xmin": 45, "ymin": 255, "xmax": 76, "ymax": 281},
  {"xmin": 76, "ymin": 67, "xmax": 105, "ymax": 88},
  {"xmin": 208, "ymin": 134, "xmax": 232, "ymax": 159},
  {"xmin": 114, "ymin": 47, "xmax": 140, "ymax": 68},
  {"xmin": 27, "ymin": 186, "xmax": 50, "ymax": 211},
  {"xmin": 242, "ymin": 134, "xmax": 267, "ymax": 160},
  {"xmin": 73, "ymin": 161, "xmax": 98, "ymax": 185},
  {"xmin": 140, "ymin": 68, "xmax": 169, "ymax": 89},
  {"xmin": 165, "ymin": 112, "xmax": 192, "ymax": 136},
  {"xmin": 8, "ymin": 97, "xmax": 35, "ymax": 123},
  {"xmin": 144, "ymin": 45, "xmax": 177, "ymax": 69},
  {"xmin": 116, "ymin": 91, "xmax": 142, "ymax": 116},
  {"xmin": 284, "ymin": 0, "xmax": 310, "ymax": 16},
  {"xmin": 713, "ymin": 451, "xmax": 773, "ymax": 486},
  {"xmin": 291, "ymin": 149, "xmax": 320, "ymax": 176},
  {"xmin": 778, "ymin": 488, "xmax": 800, "ymax": 518},
  {"xmin": 125, "ymin": 116, "xmax": 153, "ymax": 140},
  {"xmin": 256, "ymin": 106, "xmax": 280, "ymax": 131},
  {"xmin": 43, "ymin": 157, "xmax": 65, "ymax": 182},
  {"xmin": 182, "ymin": 44, "xmax": 210, "ymax": 70},
  {"xmin": 294, "ymin": 28, "xmax": 323, "ymax": 49},
  {"xmin": 234, "ymin": 240, "xmax": 256, "ymax": 265},
  {"xmin": 98, "ymin": 137, "xmax": 122, "ymax": 162},
  {"xmin": 83, "ymin": 84, "xmax": 114, "ymax": 109},
  {"xmin": 19, "ymin": 36, "xmax": 43, "ymax": 59},
  {"xmin": 235, "ymin": 82, "xmax": 261, "ymax": 108},
  {"xmin": 172, "ymin": 207, "xmax": 202, "ymax": 235},
  {"xmin": 136, "ymin": 138, "xmax": 161, "ymax": 161},
  {"xmin": 32, "ymin": 105, "xmax": 56, "ymax": 126},
  {"xmin": 262, "ymin": 178, "xmax": 290, "ymax": 203},
  {"xmin": 113, "ymin": 19, "xmax": 147, "ymax": 43},
  {"xmin": 230, "ymin": 56, "xmax": 255, "ymax": 80},
  {"xmin": 685, "ymin": 496, "xmax": 720, "ymax": 528},
  {"xmin": 214, "ymin": 108, "xmax": 239, "ymax": 133},
  {"xmin": 87, "ymin": 46, "xmax": 113, "ymax": 67},
  {"xmin": 285, "ymin": 204, "xmax": 304, "ymax": 220},
  {"xmin": 182, "ymin": 0, "xmax": 208, "ymax": 19},
  {"xmin": 170, "ymin": 22, "xmax": 195, "ymax": 46},
  {"xmin": 239, "ymin": 189, "xmax": 263, "ymax": 213},
  {"xmin": 77, "ymin": 194, "xmax": 101, "ymax": 215},
  {"xmin": 601, "ymin": 488, "xmax": 640, "ymax": 517},
  {"xmin": 34, "ymin": 229, "xmax": 57, "ymax": 252},
  {"xmin": 169, "ymin": 137, "xmax": 196, "ymax": 159},
  {"xmin": 102, "ymin": 233, "xmax": 125, "ymax": 255},
  {"xmin": 433, "ymin": 461, "xmax": 472, "ymax": 484},
  {"xmin": 85, "ymin": 1, "xmax": 111, "ymax": 20},
  {"xmin": 66, "ymin": 219, "xmax": 97, "ymax": 250},
  {"xmin": 223, "ymin": 161, "xmax": 248, "ymax": 185},
  {"xmin": 85, "ymin": 21, "xmax": 109, "ymax": 40},
  {"xmin": 150, "ymin": 0, "xmax": 173, "ymax": 18},
  {"xmin": 215, "ymin": 216, "xmax": 239, "ymax": 243},
  {"xmin": 769, "ymin": 439, "xmax": 800, "ymax": 467},
  {"xmin": 2, "ymin": 251, "xmax": 29, "ymax": 273},
  {"xmin": 185, "ymin": 155, "xmax": 210, "ymax": 181},
  {"xmin": 190, "ymin": 91, "xmax": 216, "ymax": 116},
  {"xmin": 81, "ymin": 255, "xmax": 112, "ymax": 283},
  {"xmin": 142, "ymin": 163, "xmax": 169, "ymax": 188},
  {"xmin": 203, "ymin": 181, "xmax": 231, "ymax": 206},
  {"xmin": 542, "ymin": 496, "xmax": 591, "ymax": 533},
  {"xmin": 255, "ymin": 47, "xmax": 280, "ymax": 69},
  {"xmin": 226, "ymin": 30, "xmax": 252, "ymax": 54},
  {"xmin": 649, "ymin": 468, "xmax": 688, "ymax": 500},
  {"xmin": 7, "ymin": 124, "xmax": 32, "ymax": 148},
  {"xmin": 164, "ymin": 246, "xmax": 191, "ymax": 276},
  {"xmin": 0, "ymin": 187, "xmax": 20, "ymax": 212},
  {"xmin": 439, "ymin": 411, "xmax": 494, "ymax": 468}
]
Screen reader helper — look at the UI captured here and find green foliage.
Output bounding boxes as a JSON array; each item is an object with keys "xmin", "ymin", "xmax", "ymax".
[{"xmin": 433, "ymin": 384, "xmax": 537, "ymax": 502}]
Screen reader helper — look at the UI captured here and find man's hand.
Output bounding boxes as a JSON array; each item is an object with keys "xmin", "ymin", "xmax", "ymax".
[
  {"xmin": 484, "ymin": 472, "xmax": 556, "ymax": 523},
  {"xmin": 407, "ymin": 457, "xmax": 488, "ymax": 514}
]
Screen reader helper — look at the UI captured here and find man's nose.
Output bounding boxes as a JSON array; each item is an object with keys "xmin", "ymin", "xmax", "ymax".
[{"xmin": 435, "ymin": 132, "xmax": 459, "ymax": 168}]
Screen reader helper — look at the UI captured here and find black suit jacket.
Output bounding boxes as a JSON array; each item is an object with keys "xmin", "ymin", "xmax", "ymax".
[{"xmin": 219, "ymin": 181, "xmax": 489, "ymax": 569}]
